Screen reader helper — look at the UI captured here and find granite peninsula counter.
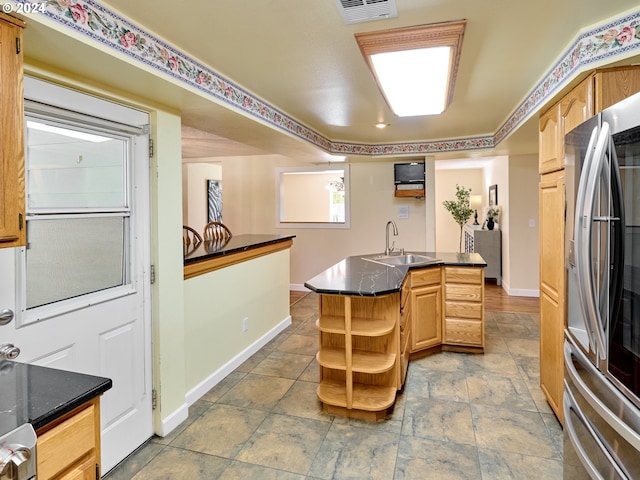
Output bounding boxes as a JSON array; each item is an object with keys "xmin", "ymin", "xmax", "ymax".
[
  {"xmin": 184, "ymin": 234, "xmax": 295, "ymax": 279},
  {"xmin": 304, "ymin": 252, "xmax": 487, "ymax": 419}
]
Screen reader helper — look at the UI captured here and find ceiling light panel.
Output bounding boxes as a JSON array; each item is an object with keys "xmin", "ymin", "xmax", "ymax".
[{"xmin": 355, "ymin": 20, "xmax": 466, "ymax": 117}]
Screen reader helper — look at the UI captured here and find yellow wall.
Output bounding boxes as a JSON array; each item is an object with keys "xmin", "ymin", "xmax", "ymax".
[
  {"xmin": 183, "ymin": 250, "xmax": 290, "ymax": 393},
  {"xmin": 507, "ymin": 155, "xmax": 540, "ymax": 294},
  {"xmin": 222, "ymin": 155, "xmax": 428, "ymax": 285}
]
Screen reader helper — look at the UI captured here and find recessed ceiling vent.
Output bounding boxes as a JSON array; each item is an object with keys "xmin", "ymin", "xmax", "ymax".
[{"xmin": 333, "ymin": 0, "xmax": 398, "ymax": 25}]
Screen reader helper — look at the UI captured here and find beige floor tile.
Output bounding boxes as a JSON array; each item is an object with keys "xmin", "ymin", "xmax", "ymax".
[
  {"xmin": 405, "ymin": 366, "xmax": 470, "ymax": 403},
  {"xmin": 409, "ymin": 350, "xmax": 466, "ymax": 372},
  {"xmin": 250, "ymin": 350, "xmax": 314, "ymax": 379},
  {"xmin": 478, "ymin": 448, "xmax": 563, "ymax": 480},
  {"xmin": 402, "ymin": 397, "xmax": 476, "ymax": 446},
  {"xmin": 462, "ymin": 351, "xmax": 520, "ymax": 376},
  {"xmin": 219, "ymin": 461, "xmax": 305, "ymax": 480},
  {"xmin": 170, "ymin": 403, "xmax": 268, "ymax": 458},
  {"xmin": 395, "ymin": 435, "xmax": 482, "ymax": 480},
  {"xmin": 151, "ymin": 400, "xmax": 212, "ymax": 446},
  {"xmin": 130, "ymin": 446, "xmax": 229, "ymax": 479},
  {"xmin": 277, "ymin": 333, "xmax": 318, "ymax": 355},
  {"xmin": 200, "ymin": 371, "xmax": 247, "ymax": 403},
  {"xmin": 505, "ymin": 337, "xmax": 541, "ymax": 357},
  {"xmin": 308, "ymin": 423, "xmax": 400, "ymax": 480},
  {"xmin": 272, "ymin": 380, "xmax": 332, "ymax": 422},
  {"xmin": 466, "ymin": 370, "xmax": 537, "ymax": 412},
  {"xmin": 472, "ymin": 404, "xmax": 560, "ymax": 459},
  {"xmin": 103, "ymin": 441, "xmax": 164, "ymax": 480},
  {"xmin": 236, "ymin": 413, "xmax": 329, "ymax": 475},
  {"xmin": 218, "ymin": 373, "xmax": 294, "ymax": 410},
  {"xmin": 298, "ymin": 356, "xmax": 320, "ymax": 383}
]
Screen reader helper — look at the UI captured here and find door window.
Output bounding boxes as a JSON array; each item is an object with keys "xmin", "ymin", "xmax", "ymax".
[{"xmin": 18, "ymin": 116, "xmax": 135, "ymax": 323}]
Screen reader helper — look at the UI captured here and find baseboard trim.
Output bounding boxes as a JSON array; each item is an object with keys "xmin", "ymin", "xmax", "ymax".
[
  {"xmin": 290, "ymin": 283, "xmax": 311, "ymax": 292},
  {"xmin": 158, "ymin": 402, "xmax": 189, "ymax": 437},
  {"xmin": 183, "ymin": 315, "xmax": 292, "ymax": 408},
  {"xmin": 503, "ymin": 284, "xmax": 540, "ymax": 297}
]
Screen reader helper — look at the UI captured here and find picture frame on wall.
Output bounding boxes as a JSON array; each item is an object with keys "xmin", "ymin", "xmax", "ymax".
[
  {"xmin": 489, "ymin": 184, "xmax": 498, "ymax": 206},
  {"xmin": 207, "ymin": 179, "xmax": 222, "ymax": 222}
]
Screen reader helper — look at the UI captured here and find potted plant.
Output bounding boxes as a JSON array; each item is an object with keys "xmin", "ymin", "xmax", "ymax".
[
  {"xmin": 442, "ymin": 184, "xmax": 474, "ymax": 252},
  {"xmin": 485, "ymin": 206, "xmax": 500, "ymax": 230}
]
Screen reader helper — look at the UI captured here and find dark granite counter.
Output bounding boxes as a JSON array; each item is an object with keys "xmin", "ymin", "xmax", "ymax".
[
  {"xmin": 184, "ymin": 234, "xmax": 296, "ymax": 264},
  {"xmin": 0, "ymin": 361, "xmax": 112, "ymax": 436},
  {"xmin": 304, "ymin": 252, "xmax": 486, "ymax": 296}
]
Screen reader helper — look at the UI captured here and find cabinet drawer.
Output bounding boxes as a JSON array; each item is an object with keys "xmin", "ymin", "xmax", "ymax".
[
  {"xmin": 410, "ymin": 267, "xmax": 441, "ymax": 287},
  {"xmin": 445, "ymin": 284, "xmax": 482, "ymax": 302},
  {"xmin": 444, "ymin": 318, "xmax": 483, "ymax": 346},
  {"xmin": 445, "ymin": 267, "xmax": 482, "ymax": 284},
  {"xmin": 445, "ymin": 300, "xmax": 482, "ymax": 319},
  {"xmin": 37, "ymin": 404, "xmax": 96, "ymax": 480}
]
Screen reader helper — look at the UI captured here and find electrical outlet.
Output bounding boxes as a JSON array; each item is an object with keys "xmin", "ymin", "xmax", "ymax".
[{"xmin": 242, "ymin": 317, "xmax": 249, "ymax": 332}]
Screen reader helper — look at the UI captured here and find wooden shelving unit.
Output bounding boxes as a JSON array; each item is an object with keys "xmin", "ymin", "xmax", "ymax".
[{"xmin": 315, "ymin": 293, "xmax": 400, "ymax": 418}]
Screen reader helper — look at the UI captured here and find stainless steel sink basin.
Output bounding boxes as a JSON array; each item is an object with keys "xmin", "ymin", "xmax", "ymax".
[{"xmin": 363, "ymin": 253, "xmax": 439, "ymax": 267}]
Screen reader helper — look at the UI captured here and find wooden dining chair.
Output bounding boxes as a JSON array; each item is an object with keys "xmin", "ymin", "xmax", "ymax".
[
  {"xmin": 183, "ymin": 225, "xmax": 203, "ymax": 250},
  {"xmin": 203, "ymin": 221, "xmax": 232, "ymax": 242}
]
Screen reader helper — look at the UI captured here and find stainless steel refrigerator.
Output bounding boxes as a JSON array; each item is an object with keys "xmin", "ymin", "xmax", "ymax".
[{"xmin": 564, "ymin": 91, "xmax": 640, "ymax": 479}]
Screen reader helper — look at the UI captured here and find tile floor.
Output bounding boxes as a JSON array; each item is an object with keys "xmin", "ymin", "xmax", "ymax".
[{"xmin": 104, "ymin": 292, "xmax": 563, "ymax": 479}]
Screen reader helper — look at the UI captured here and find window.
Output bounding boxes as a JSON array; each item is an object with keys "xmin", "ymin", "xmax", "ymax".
[
  {"xmin": 276, "ymin": 165, "xmax": 350, "ymax": 228},
  {"xmin": 19, "ymin": 113, "xmax": 137, "ymax": 322}
]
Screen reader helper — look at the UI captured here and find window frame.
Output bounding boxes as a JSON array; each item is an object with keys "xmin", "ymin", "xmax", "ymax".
[{"xmin": 275, "ymin": 164, "xmax": 351, "ymax": 229}]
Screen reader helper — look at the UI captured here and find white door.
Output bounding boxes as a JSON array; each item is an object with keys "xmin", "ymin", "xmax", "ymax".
[{"xmin": 0, "ymin": 78, "xmax": 153, "ymax": 473}]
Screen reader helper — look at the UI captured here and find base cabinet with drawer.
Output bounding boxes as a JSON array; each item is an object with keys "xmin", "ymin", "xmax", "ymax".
[
  {"xmin": 443, "ymin": 266, "xmax": 485, "ymax": 349},
  {"xmin": 36, "ymin": 398, "xmax": 102, "ymax": 480}
]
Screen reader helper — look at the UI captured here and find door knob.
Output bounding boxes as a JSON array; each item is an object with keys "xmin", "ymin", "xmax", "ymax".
[
  {"xmin": 0, "ymin": 309, "xmax": 14, "ymax": 326},
  {"xmin": 0, "ymin": 344, "xmax": 20, "ymax": 360}
]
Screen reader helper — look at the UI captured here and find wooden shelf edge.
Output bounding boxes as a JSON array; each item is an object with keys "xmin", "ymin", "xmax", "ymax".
[{"xmin": 317, "ymin": 382, "xmax": 396, "ymax": 412}]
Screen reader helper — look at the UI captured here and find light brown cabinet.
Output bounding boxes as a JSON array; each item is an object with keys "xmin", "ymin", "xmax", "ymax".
[
  {"xmin": 409, "ymin": 268, "xmax": 442, "ymax": 351},
  {"xmin": 36, "ymin": 397, "xmax": 102, "ymax": 480},
  {"xmin": 443, "ymin": 266, "xmax": 484, "ymax": 348},
  {"xmin": 538, "ymin": 65, "xmax": 640, "ymax": 424},
  {"xmin": 0, "ymin": 13, "xmax": 25, "ymax": 248}
]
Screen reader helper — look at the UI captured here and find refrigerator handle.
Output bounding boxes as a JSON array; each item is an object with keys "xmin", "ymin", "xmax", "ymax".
[
  {"xmin": 574, "ymin": 125, "xmax": 600, "ymax": 351},
  {"xmin": 563, "ymin": 388, "xmax": 625, "ymax": 480},
  {"xmin": 608, "ymin": 145, "xmax": 625, "ymax": 335},
  {"xmin": 578, "ymin": 121, "xmax": 610, "ymax": 360},
  {"xmin": 564, "ymin": 338, "xmax": 640, "ymax": 451}
]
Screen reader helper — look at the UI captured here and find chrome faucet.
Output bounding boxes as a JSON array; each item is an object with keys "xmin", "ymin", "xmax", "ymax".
[{"xmin": 385, "ymin": 220, "xmax": 398, "ymax": 256}]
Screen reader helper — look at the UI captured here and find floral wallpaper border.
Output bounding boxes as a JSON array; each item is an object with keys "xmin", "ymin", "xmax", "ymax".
[{"xmin": 22, "ymin": 1, "xmax": 640, "ymax": 156}]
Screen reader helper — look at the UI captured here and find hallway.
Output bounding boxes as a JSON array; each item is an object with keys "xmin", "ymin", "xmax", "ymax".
[{"xmin": 105, "ymin": 285, "xmax": 562, "ymax": 479}]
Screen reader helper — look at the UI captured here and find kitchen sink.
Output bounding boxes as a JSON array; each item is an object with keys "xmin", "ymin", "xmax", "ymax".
[{"xmin": 363, "ymin": 253, "xmax": 439, "ymax": 267}]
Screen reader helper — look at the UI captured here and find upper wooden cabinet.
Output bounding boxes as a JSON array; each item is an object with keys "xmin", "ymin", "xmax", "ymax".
[
  {"xmin": 538, "ymin": 66, "xmax": 640, "ymax": 174},
  {"xmin": 0, "ymin": 13, "xmax": 25, "ymax": 248}
]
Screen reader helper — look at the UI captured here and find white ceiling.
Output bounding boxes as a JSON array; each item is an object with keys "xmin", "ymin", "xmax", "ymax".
[{"xmin": 18, "ymin": 0, "xmax": 640, "ymax": 162}]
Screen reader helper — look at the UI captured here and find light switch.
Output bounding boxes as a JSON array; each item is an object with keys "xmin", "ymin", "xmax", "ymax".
[
  {"xmin": 529, "ymin": 219, "xmax": 536, "ymax": 228},
  {"xmin": 398, "ymin": 205, "xmax": 409, "ymax": 219}
]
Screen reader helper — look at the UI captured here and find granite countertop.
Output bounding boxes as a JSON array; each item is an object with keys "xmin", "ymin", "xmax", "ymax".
[
  {"xmin": 304, "ymin": 252, "xmax": 486, "ymax": 296},
  {"xmin": 184, "ymin": 234, "xmax": 296, "ymax": 264},
  {"xmin": 0, "ymin": 361, "xmax": 112, "ymax": 436}
]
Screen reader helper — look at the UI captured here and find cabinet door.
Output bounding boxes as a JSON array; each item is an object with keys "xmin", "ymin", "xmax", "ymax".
[
  {"xmin": 594, "ymin": 67, "xmax": 640, "ymax": 113},
  {"xmin": 561, "ymin": 75, "xmax": 593, "ymax": 136},
  {"xmin": 539, "ymin": 170, "xmax": 565, "ymax": 423},
  {"xmin": 0, "ymin": 14, "xmax": 25, "ymax": 247},
  {"xmin": 411, "ymin": 284, "xmax": 442, "ymax": 352},
  {"xmin": 539, "ymin": 103, "xmax": 561, "ymax": 174}
]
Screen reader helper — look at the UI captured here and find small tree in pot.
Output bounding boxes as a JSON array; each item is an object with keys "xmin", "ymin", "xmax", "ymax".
[{"xmin": 442, "ymin": 184, "xmax": 474, "ymax": 252}]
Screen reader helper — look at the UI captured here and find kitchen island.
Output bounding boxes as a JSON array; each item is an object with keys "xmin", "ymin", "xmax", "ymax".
[{"xmin": 304, "ymin": 252, "xmax": 486, "ymax": 419}]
